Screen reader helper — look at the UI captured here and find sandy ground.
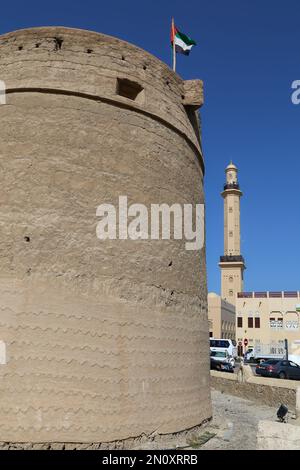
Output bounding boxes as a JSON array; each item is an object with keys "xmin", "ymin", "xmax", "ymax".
[
  {"xmin": 198, "ymin": 389, "xmax": 277, "ymax": 450},
  {"xmin": 133, "ymin": 389, "xmax": 278, "ymax": 450}
]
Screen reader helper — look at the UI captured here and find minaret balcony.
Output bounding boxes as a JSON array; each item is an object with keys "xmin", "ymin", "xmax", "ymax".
[
  {"xmin": 223, "ymin": 182, "xmax": 240, "ymax": 190},
  {"xmin": 220, "ymin": 255, "xmax": 245, "ymax": 263}
]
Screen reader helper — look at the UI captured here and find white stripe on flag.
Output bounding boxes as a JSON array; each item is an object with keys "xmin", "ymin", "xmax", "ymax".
[{"xmin": 174, "ymin": 35, "xmax": 193, "ymax": 52}]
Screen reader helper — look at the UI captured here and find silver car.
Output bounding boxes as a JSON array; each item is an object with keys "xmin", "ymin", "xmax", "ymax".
[{"xmin": 210, "ymin": 350, "xmax": 235, "ymax": 368}]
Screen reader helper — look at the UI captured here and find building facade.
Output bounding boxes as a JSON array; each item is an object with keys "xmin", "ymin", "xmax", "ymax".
[
  {"xmin": 236, "ymin": 291, "xmax": 300, "ymax": 355},
  {"xmin": 208, "ymin": 293, "xmax": 236, "ymax": 340}
]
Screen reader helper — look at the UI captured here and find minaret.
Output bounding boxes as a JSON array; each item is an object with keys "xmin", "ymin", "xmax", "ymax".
[{"xmin": 219, "ymin": 162, "xmax": 245, "ymax": 303}]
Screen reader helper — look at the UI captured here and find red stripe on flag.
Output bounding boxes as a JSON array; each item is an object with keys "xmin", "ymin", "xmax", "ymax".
[{"xmin": 171, "ymin": 22, "xmax": 178, "ymax": 44}]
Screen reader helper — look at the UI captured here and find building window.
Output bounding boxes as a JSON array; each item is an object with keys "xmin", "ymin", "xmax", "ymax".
[
  {"xmin": 209, "ymin": 331, "xmax": 213, "ymax": 338},
  {"xmin": 277, "ymin": 318, "xmax": 283, "ymax": 328},
  {"xmin": 229, "ymin": 290, "xmax": 233, "ymax": 296},
  {"xmin": 248, "ymin": 317, "xmax": 253, "ymax": 328},
  {"xmin": 229, "ymin": 276, "xmax": 233, "ymax": 282},
  {"xmin": 270, "ymin": 318, "xmax": 283, "ymax": 329},
  {"xmin": 284, "ymin": 311, "xmax": 300, "ymax": 331},
  {"xmin": 255, "ymin": 317, "xmax": 260, "ymax": 328},
  {"xmin": 237, "ymin": 317, "xmax": 243, "ymax": 328},
  {"xmin": 229, "ymin": 231, "xmax": 233, "ymax": 237}
]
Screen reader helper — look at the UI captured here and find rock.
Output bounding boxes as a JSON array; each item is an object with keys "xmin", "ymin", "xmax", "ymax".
[{"xmin": 257, "ymin": 420, "xmax": 300, "ymax": 450}]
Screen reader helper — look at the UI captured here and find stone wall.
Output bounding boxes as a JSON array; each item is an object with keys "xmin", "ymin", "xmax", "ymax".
[
  {"xmin": 0, "ymin": 27, "xmax": 211, "ymax": 443},
  {"xmin": 211, "ymin": 371, "xmax": 298, "ymax": 409},
  {"xmin": 0, "ymin": 421, "xmax": 212, "ymax": 450}
]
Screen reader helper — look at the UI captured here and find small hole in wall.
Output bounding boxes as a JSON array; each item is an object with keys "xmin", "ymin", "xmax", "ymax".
[
  {"xmin": 117, "ymin": 78, "xmax": 144, "ymax": 101},
  {"xmin": 24, "ymin": 236, "xmax": 30, "ymax": 243},
  {"xmin": 18, "ymin": 46, "xmax": 23, "ymax": 51},
  {"xmin": 143, "ymin": 65, "xmax": 147, "ymax": 70},
  {"xmin": 168, "ymin": 261, "xmax": 173, "ymax": 267},
  {"xmin": 35, "ymin": 43, "xmax": 40, "ymax": 48},
  {"xmin": 181, "ymin": 95, "xmax": 185, "ymax": 100},
  {"xmin": 86, "ymin": 48, "xmax": 93, "ymax": 54},
  {"xmin": 171, "ymin": 291, "xmax": 174, "ymax": 296},
  {"xmin": 121, "ymin": 55, "xmax": 125, "ymax": 60},
  {"xmin": 166, "ymin": 80, "xmax": 170, "ymax": 86}
]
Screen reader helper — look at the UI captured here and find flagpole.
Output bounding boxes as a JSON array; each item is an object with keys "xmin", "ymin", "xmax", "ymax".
[{"xmin": 172, "ymin": 17, "xmax": 176, "ymax": 72}]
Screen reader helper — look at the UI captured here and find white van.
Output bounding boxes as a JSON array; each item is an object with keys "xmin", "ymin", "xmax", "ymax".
[{"xmin": 210, "ymin": 338, "xmax": 237, "ymax": 358}]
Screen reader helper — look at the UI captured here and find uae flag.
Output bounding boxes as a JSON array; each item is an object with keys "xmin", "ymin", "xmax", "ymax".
[{"xmin": 171, "ymin": 22, "xmax": 196, "ymax": 55}]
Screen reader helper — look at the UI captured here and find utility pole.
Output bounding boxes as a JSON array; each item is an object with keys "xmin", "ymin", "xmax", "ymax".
[{"xmin": 285, "ymin": 338, "xmax": 289, "ymax": 360}]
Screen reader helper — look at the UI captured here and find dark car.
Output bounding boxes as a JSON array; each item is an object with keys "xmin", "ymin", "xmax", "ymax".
[
  {"xmin": 258, "ymin": 360, "xmax": 300, "ymax": 380},
  {"xmin": 255, "ymin": 359, "xmax": 279, "ymax": 375},
  {"xmin": 210, "ymin": 357, "xmax": 234, "ymax": 373}
]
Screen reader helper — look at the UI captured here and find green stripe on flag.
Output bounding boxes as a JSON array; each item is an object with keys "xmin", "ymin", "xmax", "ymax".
[{"xmin": 176, "ymin": 31, "xmax": 196, "ymax": 46}]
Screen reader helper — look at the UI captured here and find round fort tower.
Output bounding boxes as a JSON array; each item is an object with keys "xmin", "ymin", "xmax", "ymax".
[{"xmin": 0, "ymin": 27, "xmax": 211, "ymax": 445}]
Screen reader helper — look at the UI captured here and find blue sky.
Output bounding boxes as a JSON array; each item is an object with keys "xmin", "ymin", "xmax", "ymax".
[{"xmin": 1, "ymin": 0, "xmax": 299, "ymax": 293}]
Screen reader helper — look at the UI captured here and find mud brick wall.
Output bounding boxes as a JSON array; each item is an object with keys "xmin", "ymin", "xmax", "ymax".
[{"xmin": 0, "ymin": 27, "xmax": 210, "ymax": 443}]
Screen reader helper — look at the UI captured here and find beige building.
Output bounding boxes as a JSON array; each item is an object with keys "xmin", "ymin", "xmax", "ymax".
[
  {"xmin": 236, "ymin": 291, "xmax": 300, "ymax": 355},
  {"xmin": 208, "ymin": 293, "xmax": 236, "ymax": 340}
]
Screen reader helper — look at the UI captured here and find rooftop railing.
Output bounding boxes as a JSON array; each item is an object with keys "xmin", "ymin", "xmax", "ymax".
[
  {"xmin": 269, "ymin": 292, "xmax": 282, "ymax": 298},
  {"xmin": 254, "ymin": 292, "xmax": 268, "ymax": 298},
  {"xmin": 237, "ymin": 292, "xmax": 253, "ymax": 298},
  {"xmin": 284, "ymin": 291, "xmax": 298, "ymax": 298},
  {"xmin": 237, "ymin": 291, "xmax": 300, "ymax": 299}
]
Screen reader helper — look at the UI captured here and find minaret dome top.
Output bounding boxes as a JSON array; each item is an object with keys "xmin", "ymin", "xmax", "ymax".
[
  {"xmin": 226, "ymin": 161, "xmax": 237, "ymax": 171},
  {"xmin": 224, "ymin": 161, "xmax": 239, "ymax": 187}
]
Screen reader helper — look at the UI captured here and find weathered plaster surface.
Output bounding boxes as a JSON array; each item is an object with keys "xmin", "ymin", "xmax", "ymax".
[{"xmin": 0, "ymin": 27, "xmax": 210, "ymax": 443}]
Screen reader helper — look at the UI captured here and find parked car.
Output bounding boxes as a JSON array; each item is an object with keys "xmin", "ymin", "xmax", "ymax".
[
  {"xmin": 210, "ymin": 357, "xmax": 234, "ymax": 373},
  {"xmin": 255, "ymin": 359, "xmax": 279, "ymax": 375},
  {"xmin": 257, "ymin": 360, "xmax": 300, "ymax": 380},
  {"xmin": 210, "ymin": 350, "xmax": 235, "ymax": 368}
]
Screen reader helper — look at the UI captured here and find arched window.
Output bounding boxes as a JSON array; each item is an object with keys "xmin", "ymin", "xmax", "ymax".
[
  {"xmin": 284, "ymin": 311, "xmax": 299, "ymax": 331},
  {"xmin": 269, "ymin": 311, "xmax": 283, "ymax": 329}
]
